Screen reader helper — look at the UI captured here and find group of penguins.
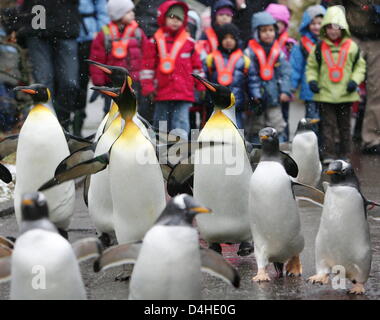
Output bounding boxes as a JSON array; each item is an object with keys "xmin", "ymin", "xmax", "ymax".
[{"xmin": 0, "ymin": 60, "xmax": 379, "ymax": 299}]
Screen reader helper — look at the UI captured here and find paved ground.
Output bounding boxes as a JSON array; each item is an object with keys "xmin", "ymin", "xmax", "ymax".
[{"xmin": 1, "ymin": 98, "xmax": 380, "ymax": 300}]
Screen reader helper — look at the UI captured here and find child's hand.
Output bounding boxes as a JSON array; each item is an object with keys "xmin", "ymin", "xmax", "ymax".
[
  {"xmin": 308, "ymin": 81, "xmax": 320, "ymax": 94},
  {"xmin": 280, "ymin": 93, "xmax": 290, "ymax": 103}
]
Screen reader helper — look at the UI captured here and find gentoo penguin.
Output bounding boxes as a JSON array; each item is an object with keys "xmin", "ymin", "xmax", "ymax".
[
  {"xmin": 291, "ymin": 118, "xmax": 322, "ymax": 187},
  {"xmin": 308, "ymin": 160, "xmax": 379, "ymax": 295},
  {"xmin": 249, "ymin": 127, "xmax": 304, "ymax": 282},
  {"xmin": 0, "ymin": 192, "xmax": 101, "ymax": 299},
  {"xmin": 191, "ymin": 74, "xmax": 255, "ymax": 256},
  {"xmin": 13, "ymin": 84, "xmax": 75, "ymax": 238},
  {"xmin": 93, "ymin": 194, "xmax": 240, "ymax": 300}
]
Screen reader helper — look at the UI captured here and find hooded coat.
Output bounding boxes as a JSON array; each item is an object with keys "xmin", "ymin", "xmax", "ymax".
[
  {"xmin": 244, "ymin": 11, "xmax": 291, "ymax": 107},
  {"xmin": 290, "ymin": 5, "xmax": 326, "ymax": 101},
  {"xmin": 306, "ymin": 6, "xmax": 366, "ymax": 103},
  {"xmin": 140, "ymin": 0, "xmax": 205, "ymax": 102}
]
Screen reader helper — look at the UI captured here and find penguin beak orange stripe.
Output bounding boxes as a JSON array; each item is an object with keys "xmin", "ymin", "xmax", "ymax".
[
  {"xmin": 310, "ymin": 119, "xmax": 320, "ymax": 124},
  {"xmin": 22, "ymin": 199, "xmax": 34, "ymax": 205},
  {"xmin": 192, "ymin": 207, "xmax": 212, "ymax": 214},
  {"xmin": 93, "ymin": 64, "xmax": 112, "ymax": 75},
  {"xmin": 192, "ymin": 74, "xmax": 217, "ymax": 92},
  {"xmin": 260, "ymin": 135, "xmax": 269, "ymax": 140},
  {"xmin": 21, "ymin": 89, "xmax": 37, "ymax": 95},
  {"xmin": 100, "ymin": 90, "xmax": 119, "ymax": 98},
  {"xmin": 325, "ymin": 170, "xmax": 337, "ymax": 175}
]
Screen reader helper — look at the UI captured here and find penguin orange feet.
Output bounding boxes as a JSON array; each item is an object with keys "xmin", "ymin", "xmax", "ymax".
[
  {"xmin": 252, "ymin": 268, "xmax": 271, "ymax": 282},
  {"xmin": 286, "ymin": 256, "xmax": 302, "ymax": 277},
  {"xmin": 307, "ymin": 273, "xmax": 329, "ymax": 285},
  {"xmin": 349, "ymin": 283, "xmax": 365, "ymax": 295}
]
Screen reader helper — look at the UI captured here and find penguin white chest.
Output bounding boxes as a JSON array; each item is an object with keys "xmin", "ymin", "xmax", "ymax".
[{"xmin": 129, "ymin": 225, "xmax": 201, "ymax": 300}]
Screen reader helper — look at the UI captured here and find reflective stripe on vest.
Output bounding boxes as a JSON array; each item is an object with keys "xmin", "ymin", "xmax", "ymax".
[
  {"xmin": 212, "ymin": 49, "xmax": 243, "ymax": 86},
  {"xmin": 109, "ymin": 21, "xmax": 139, "ymax": 59},
  {"xmin": 205, "ymin": 27, "xmax": 218, "ymax": 52},
  {"xmin": 278, "ymin": 31, "xmax": 289, "ymax": 48},
  {"xmin": 154, "ymin": 28, "xmax": 189, "ymax": 74},
  {"xmin": 321, "ymin": 39, "xmax": 352, "ymax": 83},
  {"xmin": 248, "ymin": 39, "xmax": 281, "ymax": 81},
  {"xmin": 301, "ymin": 36, "xmax": 315, "ymax": 54}
]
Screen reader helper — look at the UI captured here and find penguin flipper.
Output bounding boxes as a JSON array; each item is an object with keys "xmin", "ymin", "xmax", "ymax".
[
  {"xmin": 200, "ymin": 248, "xmax": 240, "ymax": 288},
  {"xmin": 292, "ymin": 181, "xmax": 325, "ymax": 207},
  {"xmin": 0, "ymin": 134, "xmax": 18, "ymax": 160},
  {"xmin": 93, "ymin": 242, "xmax": 142, "ymax": 273},
  {"xmin": 55, "ymin": 145, "xmax": 96, "ymax": 175},
  {"xmin": 322, "ymin": 181, "xmax": 330, "ymax": 192},
  {"xmin": 65, "ymin": 131, "xmax": 94, "ymax": 153},
  {"xmin": 0, "ymin": 236, "xmax": 14, "ymax": 250},
  {"xmin": 0, "ymin": 244, "xmax": 12, "ymax": 258},
  {"xmin": 0, "ymin": 163, "xmax": 12, "ymax": 184},
  {"xmin": 0, "ymin": 257, "xmax": 11, "ymax": 283},
  {"xmin": 72, "ymin": 237, "xmax": 103, "ymax": 263},
  {"xmin": 281, "ymin": 151, "xmax": 299, "ymax": 178},
  {"xmin": 39, "ymin": 153, "xmax": 109, "ymax": 191},
  {"xmin": 83, "ymin": 175, "xmax": 91, "ymax": 207},
  {"xmin": 167, "ymin": 161, "xmax": 194, "ymax": 197}
]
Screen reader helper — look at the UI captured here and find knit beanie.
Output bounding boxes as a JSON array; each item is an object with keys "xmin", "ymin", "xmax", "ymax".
[
  {"xmin": 216, "ymin": 23, "xmax": 240, "ymax": 51},
  {"xmin": 107, "ymin": 0, "xmax": 135, "ymax": 22},
  {"xmin": 216, "ymin": 7, "xmax": 234, "ymax": 17}
]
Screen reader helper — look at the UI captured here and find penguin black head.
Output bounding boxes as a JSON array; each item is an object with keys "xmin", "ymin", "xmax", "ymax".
[
  {"xmin": 86, "ymin": 60, "xmax": 128, "ymax": 88},
  {"xmin": 21, "ymin": 192, "xmax": 49, "ymax": 222},
  {"xmin": 14, "ymin": 84, "xmax": 51, "ymax": 104},
  {"xmin": 155, "ymin": 194, "xmax": 212, "ymax": 227},
  {"xmin": 259, "ymin": 127, "xmax": 279, "ymax": 154},
  {"xmin": 192, "ymin": 74, "xmax": 235, "ymax": 110},
  {"xmin": 296, "ymin": 118, "xmax": 320, "ymax": 133},
  {"xmin": 325, "ymin": 160, "xmax": 358, "ymax": 187}
]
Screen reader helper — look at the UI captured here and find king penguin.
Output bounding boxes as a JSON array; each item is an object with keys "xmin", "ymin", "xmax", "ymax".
[
  {"xmin": 93, "ymin": 194, "xmax": 240, "ymax": 300},
  {"xmin": 13, "ymin": 84, "xmax": 75, "ymax": 238},
  {"xmin": 249, "ymin": 127, "xmax": 304, "ymax": 282},
  {"xmin": 308, "ymin": 160, "xmax": 377, "ymax": 294},
  {"xmin": 192, "ymin": 75, "xmax": 254, "ymax": 256},
  {"xmin": 0, "ymin": 192, "xmax": 101, "ymax": 299},
  {"xmin": 291, "ymin": 118, "xmax": 322, "ymax": 187}
]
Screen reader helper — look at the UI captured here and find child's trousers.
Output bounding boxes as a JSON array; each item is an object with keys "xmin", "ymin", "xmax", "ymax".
[{"xmin": 319, "ymin": 102, "xmax": 352, "ymax": 159}]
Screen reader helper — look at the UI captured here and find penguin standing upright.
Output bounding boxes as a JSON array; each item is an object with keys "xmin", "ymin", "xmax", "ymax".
[
  {"xmin": 308, "ymin": 160, "xmax": 377, "ymax": 295},
  {"xmin": 0, "ymin": 192, "xmax": 101, "ymax": 299},
  {"xmin": 93, "ymin": 194, "xmax": 240, "ymax": 300},
  {"xmin": 13, "ymin": 85, "xmax": 75, "ymax": 237},
  {"xmin": 192, "ymin": 75, "xmax": 254, "ymax": 256},
  {"xmin": 291, "ymin": 118, "xmax": 322, "ymax": 187},
  {"xmin": 249, "ymin": 127, "xmax": 304, "ymax": 282}
]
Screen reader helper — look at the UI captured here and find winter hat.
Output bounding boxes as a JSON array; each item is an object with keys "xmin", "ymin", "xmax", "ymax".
[
  {"xmin": 265, "ymin": 3, "xmax": 291, "ymax": 27},
  {"xmin": 166, "ymin": 4, "xmax": 185, "ymax": 21},
  {"xmin": 306, "ymin": 5, "xmax": 327, "ymax": 21},
  {"xmin": 251, "ymin": 11, "xmax": 277, "ymax": 40},
  {"xmin": 107, "ymin": 0, "xmax": 135, "ymax": 22},
  {"xmin": 188, "ymin": 10, "xmax": 201, "ymax": 40},
  {"xmin": 216, "ymin": 23, "xmax": 240, "ymax": 44},
  {"xmin": 216, "ymin": 7, "xmax": 234, "ymax": 17}
]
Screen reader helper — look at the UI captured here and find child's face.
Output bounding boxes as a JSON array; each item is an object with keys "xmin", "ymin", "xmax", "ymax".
[
  {"xmin": 259, "ymin": 25, "xmax": 276, "ymax": 44},
  {"xmin": 166, "ymin": 16, "xmax": 184, "ymax": 31},
  {"xmin": 222, "ymin": 34, "xmax": 236, "ymax": 50},
  {"xmin": 121, "ymin": 10, "xmax": 135, "ymax": 25},
  {"xmin": 215, "ymin": 13, "xmax": 233, "ymax": 26},
  {"xmin": 276, "ymin": 21, "xmax": 286, "ymax": 34},
  {"xmin": 325, "ymin": 24, "xmax": 342, "ymax": 41},
  {"xmin": 309, "ymin": 16, "xmax": 322, "ymax": 36}
]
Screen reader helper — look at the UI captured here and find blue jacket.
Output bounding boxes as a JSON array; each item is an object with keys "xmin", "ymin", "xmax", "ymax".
[
  {"xmin": 77, "ymin": 0, "xmax": 109, "ymax": 43},
  {"xmin": 244, "ymin": 12, "xmax": 292, "ymax": 107},
  {"xmin": 290, "ymin": 5, "xmax": 326, "ymax": 101},
  {"xmin": 204, "ymin": 49, "xmax": 257, "ymax": 111}
]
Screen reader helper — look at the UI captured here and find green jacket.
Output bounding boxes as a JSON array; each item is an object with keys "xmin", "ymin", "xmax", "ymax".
[{"xmin": 306, "ymin": 6, "xmax": 366, "ymax": 103}]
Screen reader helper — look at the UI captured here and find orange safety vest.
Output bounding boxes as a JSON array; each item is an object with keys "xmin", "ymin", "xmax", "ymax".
[
  {"xmin": 301, "ymin": 36, "xmax": 315, "ymax": 54},
  {"xmin": 211, "ymin": 49, "xmax": 243, "ymax": 86},
  {"xmin": 278, "ymin": 31, "xmax": 289, "ymax": 48},
  {"xmin": 109, "ymin": 21, "xmax": 139, "ymax": 59},
  {"xmin": 205, "ymin": 27, "xmax": 218, "ymax": 52},
  {"xmin": 154, "ymin": 28, "xmax": 189, "ymax": 74},
  {"xmin": 248, "ymin": 39, "xmax": 281, "ymax": 81},
  {"xmin": 321, "ymin": 39, "xmax": 352, "ymax": 83}
]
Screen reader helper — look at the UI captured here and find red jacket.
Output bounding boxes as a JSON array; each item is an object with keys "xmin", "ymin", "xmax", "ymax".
[
  {"xmin": 89, "ymin": 22, "xmax": 147, "ymax": 86},
  {"xmin": 140, "ymin": 0, "xmax": 205, "ymax": 102}
]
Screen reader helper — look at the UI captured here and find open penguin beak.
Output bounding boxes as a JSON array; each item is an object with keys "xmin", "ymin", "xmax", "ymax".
[
  {"xmin": 86, "ymin": 59, "xmax": 113, "ymax": 74},
  {"xmin": 192, "ymin": 73, "xmax": 217, "ymax": 92},
  {"xmin": 14, "ymin": 86, "xmax": 37, "ymax": 95},
  {"xmin": 91, "ymin": 86, "xmax": 120, "ymax": 98}
]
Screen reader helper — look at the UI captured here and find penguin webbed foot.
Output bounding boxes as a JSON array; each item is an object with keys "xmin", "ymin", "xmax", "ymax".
[
  {"xmin": 285, "ymin": 255, "xmax": 302, "ymax": 277},
  {"xmin": 307, "ymin": 274, "xmax": 329, "ymax": 285},
  {"xmin": 237, "ymin": 241, "xmax": 254, "ymax": 257},
  {"xmin": 252, "ymin": 268, "xmax": 271, "ymax": 282},
  {"xmin": 348, "ymin": 283, "xmax": 365, "ymax": 295}
]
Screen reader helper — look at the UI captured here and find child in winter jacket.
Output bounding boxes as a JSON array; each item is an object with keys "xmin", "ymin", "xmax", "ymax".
[
  {"xmin": 140, "ymin": 1, "xmax": 205, "ymax": 139},
  {"xmin": 204, "ymin": 23, "xmax": 256, "ymax": 129},
  {"xmin": 306, "ymin": 6, "xmax": 366, "ymax": 164},
  {"xmin": 89, "ymin": 0, "xmax": 146, "ymax": 112},
  {"xmin": 290, "ymin": 5, "xmax": 326, "ymax": 137},
  {"xmin": 244, "ymin": 11, "xmax": 292, "ymax": 143}
]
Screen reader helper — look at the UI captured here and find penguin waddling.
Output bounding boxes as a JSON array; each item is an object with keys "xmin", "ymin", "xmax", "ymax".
[
  {"xmin": 93, "ymin": 194, "xmax": 240, "ymax": 300},
  {"xmin": 0, "ymin": 192, "xmax": 102, "ymax": 299},
  {"xmin": 308, "ymin": 160, "xmax": 379, "ymax": 295},
  {"xmin": 291, "ymin": 118, "xmax": 322, "ymax": 187},
  {"xmin": 249, "ymin": 127, "xmax": 304, "ymax": 282},
  {"xmin": 13, "ymin": 84, "xmax": 75, "ymax": 238}
]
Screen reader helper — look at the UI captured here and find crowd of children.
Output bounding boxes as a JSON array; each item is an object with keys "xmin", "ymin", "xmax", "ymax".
[{"xmin": 0, "ymin": 0, "xmax": 371, "ymax": 164}]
